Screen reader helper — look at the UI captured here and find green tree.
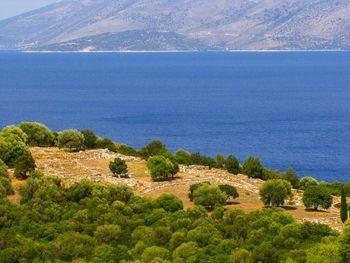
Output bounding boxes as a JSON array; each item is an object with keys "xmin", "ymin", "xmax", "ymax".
[
  {"xmin": 341, "ymin": 187, "xmax": 348, "ymax": 223},
  {"xmin": 157, "ymin": 194, "xmax": 183, "ymax": 212},
  {"xmin": 95, "ymin": 137, "xmax": 117, "ymax": 152},
  {"xmin": 225, "ymin": 155, "xmax": 240, "ymax": 174},
  {"xmin": 242, "ymin": 156, "xmax": 265, "ymax": 179},
  {"xmin": 109, "ymin": 158, "xmax": 128, "ymax": 177},
  {"xmin": 230, "ymin": 249, "xmax": 253, "ymax": 263},
  {"xmin": 0, "ymin": 177, "xmax": 14, "ymax": 195},
  {"xmin": 0, "ymin": 159, "xmax": 9, "ymax": 178},
  {"xmin": 116, "ymin": 144, "xmax": 138, "ymax": 156},
  {"xmin": 282, "ymin": 167, "xmax": 300, "ymax": 188},
  {"xmin": 306, "ymin": 242, "xmax": 340, "ymax": 263},
  {"xmin": 147, "ymin": 155, "xmax": 177, "ymax": 181},
  {"xmin": 303, "ymin": 185, "xmax": 333, "ymax": 211},
  {"xmin": 219, "ymin": 184, "xmax": 239, "ymax": 201},
  {"xmin": 188, "ymin": 182, "xmax": 211, "ymax": 201},
  {"xmin": 259, "ymin": 179, "xmax": 292, "ymax": 207},
  {"xmin": 139, "ymin": 140, "xmax": 172, "ymax": 160},
  {"xmin": 19, "ymin": 122, "xmax": 54, "ymax": 146},
  {"xmin": 57, "ymin": 130, "xmax": 85, "ymax": 151},
  {"xmin": 173, "ymin": 242, "xmax": 199, "ymax": 263},
  {"xmin": 216, "ymin": 154, "xmax": 225, "ymax": 168},
  {"xmin": 0, "ymin": 126, "xmax": 27, "ymax": 143},
  {"xmin": 94, "ymin": 224, "xmax": 122, "ymax": 244},
  {"xmin": 13, "ymin": 152, "xmax": 36, "ymax": 179},
  {"xmin": 193, "ymin": 184, "xmax": 227, "ymax": 210},
  {"xmin": 338, "ymin": 225, "xmax": 350, "ymax": 262},
  {"xmin": 141, "ymin": 246, "xmax": 169, "ymax": 263},
  {"xmin": 299, "ymin": 176, "xmax": 318, "ymax": 190},
  {"xmin": 175, "ymin": 149, "xmax": 192, "ymax": 165},
  {"xmin": 81, "ymin": 129, "xmax": 98, "ymax": 149}
]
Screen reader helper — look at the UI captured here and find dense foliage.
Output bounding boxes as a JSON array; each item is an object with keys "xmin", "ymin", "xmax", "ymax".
[
  {"xmin": 57, "ymin": 129, "xmax": 85, "ymax": 151},
  {"xmin": 302, "ymin": 185, "xmax": 333, "ymax": 211},
  {"xmin": 109, "ymin": 158, "xmax": 128, "ymax": 177},
  {"xmin": 147, "ymin": 155, "xmax": 178, "ymax": 181},
  {"xmin": 259, "ymin": 180, "xmax": 292, "ymax": 207},
  {"xmin": 0, "ymin": 177, "xmax": 343, "ymax": 263}
]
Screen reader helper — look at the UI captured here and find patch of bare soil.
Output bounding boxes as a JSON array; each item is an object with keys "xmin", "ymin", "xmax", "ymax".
[{"xmin": 28, "ymin": 147, "xmax": 344, "ymax": 230}]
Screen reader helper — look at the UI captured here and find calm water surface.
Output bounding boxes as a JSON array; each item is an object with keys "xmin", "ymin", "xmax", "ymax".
[{"xmin": 0, "ymin": 52, "xmax": 349, "ymax": 182}]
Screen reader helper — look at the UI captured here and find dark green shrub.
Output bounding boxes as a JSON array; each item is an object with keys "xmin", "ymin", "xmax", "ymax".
[
  {"xmin": 57, "ymin": 130, "xmax": 85, "ymax": 151},
  {"xmin": 19, "ymin": 122, "xmax": 54, "ymax": 146},
  {"xmin": 109, "ymin": 158, "xmax": 128, "ymax": 177}
]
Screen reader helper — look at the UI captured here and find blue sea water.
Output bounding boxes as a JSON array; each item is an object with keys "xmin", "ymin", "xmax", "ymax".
[{"xmin": 0, "ymin": 51, "xmax": 349, "ymax": 182}]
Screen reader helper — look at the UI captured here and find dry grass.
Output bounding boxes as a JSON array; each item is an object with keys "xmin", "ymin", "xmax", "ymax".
[{"xmin": 5, "ymin": 147, "xmax": 344, "ymax": 230}]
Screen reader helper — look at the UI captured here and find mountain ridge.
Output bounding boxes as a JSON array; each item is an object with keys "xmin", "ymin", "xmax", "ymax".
[{"xmin": 0, "ymin": 0, "xmax": 349, "ymax": 51}]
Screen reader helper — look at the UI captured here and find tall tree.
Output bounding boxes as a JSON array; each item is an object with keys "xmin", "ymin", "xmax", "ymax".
[{"xmin": 341, "ymin": 187, "xmax": 348, "ymax": 223}]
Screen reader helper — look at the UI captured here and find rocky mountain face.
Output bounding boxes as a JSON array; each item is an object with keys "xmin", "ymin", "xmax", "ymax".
[{"xmin": 0, "ymin": 0, "xmax": 349, "ymax": 51}]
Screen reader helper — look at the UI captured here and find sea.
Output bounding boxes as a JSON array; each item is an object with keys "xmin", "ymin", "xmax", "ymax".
[{"xmin": 0, "ymin": 51, "xmax": 349, "ymax": 182}]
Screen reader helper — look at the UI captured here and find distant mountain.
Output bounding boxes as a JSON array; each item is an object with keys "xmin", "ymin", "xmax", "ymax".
[
  {"xmin": 0, "ymin": 0, "xmax": 349, "ymax": 51},
  {"xmin": 35, "ymin": 30, "xmax": 215, "ymax": 51}
]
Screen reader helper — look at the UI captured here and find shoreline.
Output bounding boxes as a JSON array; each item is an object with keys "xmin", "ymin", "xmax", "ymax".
[{"xmin": 20, "ymin": 49, "xmax": 349, "ymax": 54}]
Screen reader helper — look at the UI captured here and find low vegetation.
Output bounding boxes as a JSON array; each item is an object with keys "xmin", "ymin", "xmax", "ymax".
[{"xmin": 1, "ymin": 122, "xmax": 350, "ymax": 262}]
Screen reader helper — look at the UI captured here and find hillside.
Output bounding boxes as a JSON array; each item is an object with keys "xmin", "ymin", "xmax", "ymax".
[
  {"xmin": 0, "ymin": 0, "xmax": 350, "ymax": 51},
  {"xmin": 12, "ymin": 147, "xmax": 340, "ymax": 231}
]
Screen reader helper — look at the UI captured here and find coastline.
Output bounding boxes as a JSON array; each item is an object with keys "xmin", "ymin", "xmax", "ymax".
[{"xmin": 20, "ymin": 49, "xmax": 349, "ymax": 54}]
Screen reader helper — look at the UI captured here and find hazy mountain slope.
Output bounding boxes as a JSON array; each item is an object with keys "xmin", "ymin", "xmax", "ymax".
[
  {"xmin": 35, "ymin": 30, "xmax": 215, "ymax": 51},
  {"xmin": 0, "ymin": 0, "xmax": 349, "ymax": 50}
]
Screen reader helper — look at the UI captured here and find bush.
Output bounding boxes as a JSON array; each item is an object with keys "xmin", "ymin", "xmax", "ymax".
[
  {"xmin": 95, "ymin": 137, "xmax": 117, "ymax": 152},
  {"xmin": 0, "ymin": 126, "xmax": 27, "ymax": 143},
  {"xmin": 147, "ymin": 155, "xmax": 178, "ymax": 181},
  {"xmin": 219, "ymin": 184, "xmax": 239, "ymax": 200},
  {"xmin": 13, "ymin": 152, "xmax": 36, "ymax": 179},
  {"xmin": 259, "ymin": 179, "xmax": 292, "ymax": 207},
  {"xmin": 189, "ymin": 182, "xmax": 210, "ymax": 201},
  {"xmin": 157, "ymin": 194, "xmax": 183, "ymax": 212},
  {"xmin": 302, "ymin": 185, "xmax": 333, "ymax": 211},
  {"xmin": 282, "ymin": 167, "xmax": 300, "ymax": 188},
  {"xmin": 242, "ymin": 156, "xmax": 265, "ymax": 179},
  {"xmin": 175, "ymin": 149, "xmax": 191, "ymax": 165},
  {"xmin": 216, "ymin": 154, "xmax": 225, "ymax": 168},
  {"xmin": 225, "ymin": 155, "xmax": 240, "ymax": 174},
  {"xmin": 0, "ymin": 135, "xmax": 31, "ymax": 167},
  {"xmin": 193, "ymin": 184, "xmax": 227, "ymax": 210},
  {"xmin": 81, "ymin": 129, "xmax": 98, "ymax": 149},
  {"xmin": 19, "ymin": 122, "xmax": 54, "ymax": 146},
  {"xmin": 0, "ymin": 177, "xmax": 14, "ymax": 195},
  {"xmin": 299, "ymin": 176, "xmax": 318, "ymax": 190},
  {"xmin": 115, "ymin": 144, "xmax": 138, "ymax": 156},
  {"xmin": 0, "ymin": 159, "xmax": 8, "ymax": 178},
  {"xmin": 139, "ymin": 140, "xmax": 172, "ymax": 160},
  {"xmin": 57, "ymin": 130, "xmax": 85, "ymax": 151},
  {"xmin": 109, "ymin": 158, "xmax": 128, "ymax": 177}
]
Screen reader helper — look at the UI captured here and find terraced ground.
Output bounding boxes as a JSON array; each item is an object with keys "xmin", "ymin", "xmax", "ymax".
[{"xmin": 9, "ymin": 147, "xmax": 344, "ymax": 230}]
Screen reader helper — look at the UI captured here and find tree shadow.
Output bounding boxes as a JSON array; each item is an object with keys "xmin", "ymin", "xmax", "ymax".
[
  {"xmin": 226, "ymin": 201, "xmax": 240, "ymax": 205},
  {"xmin": 304, "ymin": 208, "xmax": 329, "ymax": 213},
  {"xmin": 280, "ymin": 205, "xmax": 297, "ymax": 211}
]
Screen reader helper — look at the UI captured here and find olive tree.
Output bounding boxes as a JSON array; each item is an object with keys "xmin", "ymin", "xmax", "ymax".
[
  {"xmin": 242, "ymin": 156, "xmax": 265, "ymax": 179},
  {"xmin": 219, "ymin": 184, "xmax": 239, "ymax": 201},
  {"xmin": 299, "ymin": 176, "xmax": 318, "ymax": 190},
  {"xmin": 225, "ymin": 155, "xmax": 240, "ymax": 174},
  {"xmin": 147, "ymin": 155, "xmax": 178, "ymax": 181},
  {"xmin": 302, "ymin": 185, "xmax": 332, "ymax": 211},
  {"xmin": 193, "ymin": 184, "xmax": 227, "ymax": 210},
  {"xmin": 109, "ymin": 158, "xmax": 128, "ymax": 178},
  {"xmin": 0, "ymin": 126, "xmax": 27, "ymax": 143},
  {"xmin": 0, "ymin": 159, "xmax": 8, "ymax": 178},
  {"xmin": 57, "ymin": 130, "xmax": 85, "ymax": 151},
  {"xmin": 259, "ymin": 179, "xmax": 292, "ymax": 207},
  {"xmin": 13, "ymin": 152, "xmax": 36, "ymax": 179},
  {"xmin": 19, "ymin": 122, "xmax": 54, "ymax": 146}
]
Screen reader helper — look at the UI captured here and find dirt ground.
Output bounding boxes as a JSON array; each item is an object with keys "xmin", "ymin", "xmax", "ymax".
[{"xmin": 15, "ymin": 147, "xmax": 342, "ymax": 230}]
